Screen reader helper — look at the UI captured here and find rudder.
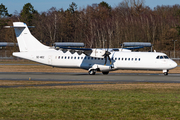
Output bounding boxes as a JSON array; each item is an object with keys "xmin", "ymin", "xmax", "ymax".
[{"xmin": 12, "ymin": 22, "xmax": 49, "ymax": 52}]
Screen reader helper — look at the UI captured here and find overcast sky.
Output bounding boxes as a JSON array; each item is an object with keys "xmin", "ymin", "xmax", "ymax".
[{"xmin": 1, "ymin": 0, "xmax": 180, "ymax": 14}]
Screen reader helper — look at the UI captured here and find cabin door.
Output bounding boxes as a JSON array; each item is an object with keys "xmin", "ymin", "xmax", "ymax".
[{"xmin": 48, "ymin": 55, "xmax": 52, "ymax": 65}]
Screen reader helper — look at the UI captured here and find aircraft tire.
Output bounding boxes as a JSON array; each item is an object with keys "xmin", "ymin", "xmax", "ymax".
[
  {"xmin": 164, "ymin": 72, "xmax": 168, "ymax": 76},
  {"xmin": 102, "ymin": 71, "xmax": 109, "ymax": 75},
  {"xmin": 88, "ymin": 69, "xmax": 96, "ymax": 75}
]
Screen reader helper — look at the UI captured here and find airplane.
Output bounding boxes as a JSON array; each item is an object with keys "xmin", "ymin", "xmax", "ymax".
[{"xmin": 5, "ymin": 22, "xmax": 177, "ymax": 75}]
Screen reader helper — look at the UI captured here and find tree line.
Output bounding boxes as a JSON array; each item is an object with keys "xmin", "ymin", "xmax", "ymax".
[{"xmin": 0, "ymin": 0, "xmax": 180, "ymax": 52}]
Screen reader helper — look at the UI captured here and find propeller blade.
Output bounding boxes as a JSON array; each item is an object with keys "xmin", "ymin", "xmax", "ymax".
[
  {"xmin": 103, "ymin": 39, "xmax": 112, "ymax": 65},
  {"xmin": 104, "ymin": 56, "xmax": 107, "ymax": 65},
  {"xmin": 108, "ymin": 55, "xmax": 111, "ymax": 64},
  {"xmin": 104, "ymin": 50, "xmax": 111, "ymax": 65}
]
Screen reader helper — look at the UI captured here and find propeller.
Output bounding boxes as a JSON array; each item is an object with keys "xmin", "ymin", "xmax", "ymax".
[
  {"xmin": 103, "ymin": 39, "xmax": 112, "ymax": 65},
  {"xmin": 104, "ymin": 50, "xmax": 112, "ymax": 65}
]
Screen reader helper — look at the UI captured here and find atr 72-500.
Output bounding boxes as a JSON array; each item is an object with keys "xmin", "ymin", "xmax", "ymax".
[{"xmin": 5, "ymin": 22, "xmax": 177, "ymax": 75}]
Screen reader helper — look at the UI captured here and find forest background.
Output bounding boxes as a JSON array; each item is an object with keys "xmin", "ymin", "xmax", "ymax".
[{"xmin": 0, "ymin": 0, "xmax": 180, "ymax": 56}]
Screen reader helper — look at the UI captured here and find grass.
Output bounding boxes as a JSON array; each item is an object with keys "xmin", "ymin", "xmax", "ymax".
[{"xmin": 1, "ymin": 83, "xmax": 180, "ymax": 119}]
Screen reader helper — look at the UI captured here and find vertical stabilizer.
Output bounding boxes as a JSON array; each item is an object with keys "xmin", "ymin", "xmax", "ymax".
[{"xmin": 13, "ymin": 22, "xmax": 49, "ymax": 52}]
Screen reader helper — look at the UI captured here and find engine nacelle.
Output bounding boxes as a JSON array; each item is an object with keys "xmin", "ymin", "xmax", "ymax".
[{"xmin": 84, "ymin": 49, "xmax": 105, "ymax": 58}]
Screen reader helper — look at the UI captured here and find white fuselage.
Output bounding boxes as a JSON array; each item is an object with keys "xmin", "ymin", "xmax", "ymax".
[
  {"xmin": 13, "ymin": 49, "xmax": 177, "ymax": 72},
  {"xmin": 8, "ymin": 22, "xmax": 177, "ymax": 75}
]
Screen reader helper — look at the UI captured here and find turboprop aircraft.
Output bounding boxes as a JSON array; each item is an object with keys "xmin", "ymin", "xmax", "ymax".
[{"xmin": 5, "ymin": 22, "xmax": 177, "ymax": 75}]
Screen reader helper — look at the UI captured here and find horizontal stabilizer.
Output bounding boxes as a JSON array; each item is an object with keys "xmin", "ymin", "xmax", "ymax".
[
  {"xmin": 4, "ymin": 26, "xmax": 35, "ymax": 28},
  {"xmin": 54, "ymin": 42, "xmax": 84, "ymax": 47}
]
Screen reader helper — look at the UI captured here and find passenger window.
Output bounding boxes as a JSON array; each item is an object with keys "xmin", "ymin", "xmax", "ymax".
[
  {"xmin": 132, "ymin": 58, "xmax": 133, "ymax": 61},
  {"xmin": 71, "ymin": 56, "xmax": 73, "ymax": 59},
  {"xmin": 74, "ymin": 57, "xmax": 76, "ymax": 59},
  {"xmin": 78, "ymin": 57, "xmax": 80, "ymax": 59},
  {"xmin": 58, "ymin": 56, "xmax": 60, "ymax": 59},
  {"xmin": 88, "ymin": 57, "xmax": 90, "ymax": 59},
  {"xmin": 122, "ymin": 58, "xmax": 124, "ymax": 60},
  {"xmin": 128, "ymin": 58, "xmax": 130, "ymax": 61},
  {"xmin": 91, "ymin": 57, "xmax": 93, "ymax": 60},
  {"xmin": 125, "ymin": 58, "xmax": 127, "ymax": 61},
  {"xmin": 135, "ymin": 58, "xmax": 137, "ymax": 61},
  {"xmin": 68, "ymin": 56, "xmax": 70, "ymax": 59},
  {"xmin": 84, "ymin": 57, "xmax": 86, "ymax": 59},
  {"xmin": 115, "ymin": 58, "xmax": 117, "ymax": 60},
  {"xmin": 81, "ymin": 57, "xmax": 83, "ymax": 59},
  {"xmin": 61, "ymin": 56, "xmax": 63, "ymax": 59},
  {"xmin": 65, "ymin": 57, "xmax": 66, "ymax": 59},
  {"xmin": 118, "ymin": 58, "xmax": 120, "ymax": 60},
  {"xmin": 98, "ymin": 58, "xmax": 100, "ymax": 60},
  {"xmin": 139, "ymin": 58, "xmax": 141, "ymax": 61}
]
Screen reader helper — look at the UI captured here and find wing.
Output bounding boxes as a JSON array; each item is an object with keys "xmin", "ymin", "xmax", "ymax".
[
  {"xmin": 59, "ymin": 47, "xmax": 106, "ymax": 58},
  {"xmin": 58, "ymin": 46, "xmax": 134, "ymax": 58},
  {"xmin": 58, "ymin": 47, "xmax": 114, "ymax": 65},
  {"xmin": 123, "ymin": 46, "xmax": 144, "ymax": 50}
]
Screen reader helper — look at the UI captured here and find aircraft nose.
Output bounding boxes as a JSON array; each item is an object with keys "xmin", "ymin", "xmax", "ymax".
[{"xmin": 170, "ymin": 61, "xmax": 177, "ymax": 68}]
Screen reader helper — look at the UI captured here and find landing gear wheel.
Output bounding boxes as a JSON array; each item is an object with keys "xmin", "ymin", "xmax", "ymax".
[
  {"xmin": 88, "ymin": 69, "xmax": 96, "ymax": 75},
  {"xmin": 163, "ymin": 70, "xmax": 169, "ymax": 76},
  {"xmin": 102, "ymin": 71, "xmax": 109, "ymax": 75},
  {"xmin": 164, "ymin": 72, "xmax": 168, "ymax": 76}
]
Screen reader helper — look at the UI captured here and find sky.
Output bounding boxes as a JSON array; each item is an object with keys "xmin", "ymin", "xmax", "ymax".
[{"xmin": 1, "ymin": 0, "xmax": 180, "ymax": 14}]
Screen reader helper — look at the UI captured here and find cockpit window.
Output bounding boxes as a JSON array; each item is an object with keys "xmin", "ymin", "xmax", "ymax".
[
  {"xmin": 164, "ymin": 56, "xmax": 169, "ymax": 59},
  {"xmin": 156, "ymin": 56, "xmax": 160, "ymax": 59},
  {"xmin": 156, "ymin": 55, "xmax": 169, "ymax": 59}
]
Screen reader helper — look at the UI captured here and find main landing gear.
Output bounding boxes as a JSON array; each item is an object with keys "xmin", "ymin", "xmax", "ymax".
[
  {"xmin": 102, "ymin": 71, "xmax": 109, "ymax": 75},
  {"xmin": 88, "ymin": 69, "xmax": 96, "ymax": 75},
  {"xmin": 163, "ymin": 70, "xmax": 169, "ymax": 76},
  {"xmin": 88, "ymin": 69, "xmax": 109, "ymax": 75}
]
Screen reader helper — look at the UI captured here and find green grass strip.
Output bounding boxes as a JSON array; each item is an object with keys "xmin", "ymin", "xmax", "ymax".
[{"xmin": 0, "ymin": 87, "xmax": 180, "ymax": 119}]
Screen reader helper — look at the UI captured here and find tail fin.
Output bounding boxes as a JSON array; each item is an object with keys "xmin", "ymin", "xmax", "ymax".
[{"xmin": 11, "ymin": 22, "xmax": 49, "ymax": 52}]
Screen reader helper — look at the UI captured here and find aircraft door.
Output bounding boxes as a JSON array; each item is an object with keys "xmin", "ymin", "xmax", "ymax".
[{"xmin": 48, "ymin": 55, "xmax": 52, "ymax": 65}]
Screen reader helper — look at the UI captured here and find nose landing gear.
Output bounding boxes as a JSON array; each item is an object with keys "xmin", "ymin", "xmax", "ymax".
[
  {"xmin": 163, "ymin": 70, "xmax": 169, "ymax": 76},
  {"xmin": 164, "ymin": 72, "xmax": 168, "ymax": 76}
]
